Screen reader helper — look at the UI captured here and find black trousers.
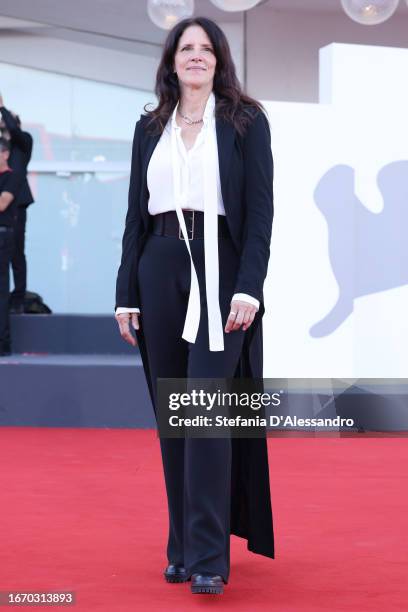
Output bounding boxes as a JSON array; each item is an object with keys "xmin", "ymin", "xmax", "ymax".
[
  {"xmin": 0, "ymin": 227, "xmax": 14, "ymax": 351},
  {"xmin": 138, "ymin": 228, "xmax": 246, "ymax": 583},
  {"xmin": 10, "ymin": 206, "xmax": 27, "ymax": 305}
]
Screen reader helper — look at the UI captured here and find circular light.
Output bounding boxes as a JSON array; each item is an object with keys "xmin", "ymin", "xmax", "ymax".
[
  {"xmin": 341, "ymin": 0, "xmax": 399, "ymax": 25},
  {"xmin": 147, "ymin": 0, "xmax": 194, "ymax": 30},
  {"xmin": 210, "ymin": 0, "xmax": 262, "ymax": 11}
]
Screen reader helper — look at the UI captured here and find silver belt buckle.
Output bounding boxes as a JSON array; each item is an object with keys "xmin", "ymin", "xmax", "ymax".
[{"xmin": 179, "ymin": 210, "xmax": 194, "ymax": 240}]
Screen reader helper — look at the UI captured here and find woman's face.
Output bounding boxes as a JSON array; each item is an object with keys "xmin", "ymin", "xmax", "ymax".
[{"xmin": 173, "ymin": 25, "xmax": 217, "ymax": 91}]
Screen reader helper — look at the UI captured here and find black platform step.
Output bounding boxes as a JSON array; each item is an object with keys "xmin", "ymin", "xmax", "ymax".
[
  {"xmin": 0, "ymin": 353, "xmax": 155, "ymax": 428},
  {"xmin": 10, "ymin": 314, "xmax": 138, "ymax": 355}
]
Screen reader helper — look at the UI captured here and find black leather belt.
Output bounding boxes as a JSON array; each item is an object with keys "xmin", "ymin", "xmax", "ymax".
[{"xmin": 150, "ymin": 209, "xmax": 230, "ymax": 240}]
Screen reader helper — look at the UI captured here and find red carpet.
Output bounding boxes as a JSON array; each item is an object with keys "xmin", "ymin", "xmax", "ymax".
[{"xmin": 0, "ymin": 428, "xmax": 406, "ymax": 611}]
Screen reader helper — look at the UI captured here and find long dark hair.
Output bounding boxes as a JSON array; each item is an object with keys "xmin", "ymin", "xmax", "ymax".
[{"xmin": 143, "ymin": 16, "xmax": 266, "ymax": 137}]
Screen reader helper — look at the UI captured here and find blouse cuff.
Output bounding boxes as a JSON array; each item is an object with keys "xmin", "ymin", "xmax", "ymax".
[
  {"xmin": 116, "ymin": 307, "xmax": 140, "ymax": 315},
  {"xmin": 231, "ymin": 293, "xmax": 260, "ymax": 310}
]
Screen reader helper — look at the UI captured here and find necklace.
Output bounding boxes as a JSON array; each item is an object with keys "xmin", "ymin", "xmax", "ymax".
[{"xmin": 178, "ymin": 107, "xmax": 203, "ymax": 126}]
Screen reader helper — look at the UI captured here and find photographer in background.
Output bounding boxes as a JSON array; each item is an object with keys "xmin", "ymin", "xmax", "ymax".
[
  {"xmin": 0, "ymin": 137, "xmax": 23, "ymax": 356},
  {"xmin": 0, "ymin": 94, "xmax": 34, "ymax": 314}
]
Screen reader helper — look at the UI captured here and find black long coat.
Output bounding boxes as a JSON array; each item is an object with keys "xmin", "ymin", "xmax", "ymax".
[{"xmin": 116, "ymin": 97, "xmax": 275, "ymax": 559}]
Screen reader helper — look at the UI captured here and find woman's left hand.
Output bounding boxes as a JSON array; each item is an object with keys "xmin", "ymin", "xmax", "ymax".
[{"xmin": 225, "ymin": 300, "xmax": 258, "ymax": 333}]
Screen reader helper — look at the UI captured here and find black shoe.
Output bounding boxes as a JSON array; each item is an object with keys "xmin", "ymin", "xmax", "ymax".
[
  {"xmin": 164, "ymin": 563, "xmax": 187, "ymax": 583},
  {"xmin": 191, "ymin": 573, "xmax": 224, "ymax": 595}
]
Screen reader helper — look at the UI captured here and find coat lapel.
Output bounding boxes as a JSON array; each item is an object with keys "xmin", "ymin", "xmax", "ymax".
[
  {"xmin": 215, "ymin": 115, "xmax": 236, "ymax": 216},
  {"xmin": 140, "ymin": 128, "xmax": 161, "ymax": 231}
]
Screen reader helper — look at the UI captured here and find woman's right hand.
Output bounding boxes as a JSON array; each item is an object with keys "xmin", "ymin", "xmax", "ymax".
[{"xmin": 115, "ymin": 312, "xmax": 140, "ymax": 346}]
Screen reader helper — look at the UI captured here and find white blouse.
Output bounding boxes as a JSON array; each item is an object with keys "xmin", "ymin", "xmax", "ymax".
[{"xmin": 116, "ymin": 91, "xmax": 259, "ymax": 351}]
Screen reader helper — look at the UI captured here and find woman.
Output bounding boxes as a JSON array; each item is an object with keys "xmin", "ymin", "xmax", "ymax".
[{"xmin": 115, "ymin": 16, "xmax": 274, "ymax": 595}]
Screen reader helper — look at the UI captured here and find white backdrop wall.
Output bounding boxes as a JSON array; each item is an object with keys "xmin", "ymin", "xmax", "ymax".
[{"xmin": 262, "ymin": 43, "xmax": 408, "ymax": 378}]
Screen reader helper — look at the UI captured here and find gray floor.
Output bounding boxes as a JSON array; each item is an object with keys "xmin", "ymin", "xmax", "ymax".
[{"xmin": 0, "ymin": 353, "xmax": 142, "ymax": 366}]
